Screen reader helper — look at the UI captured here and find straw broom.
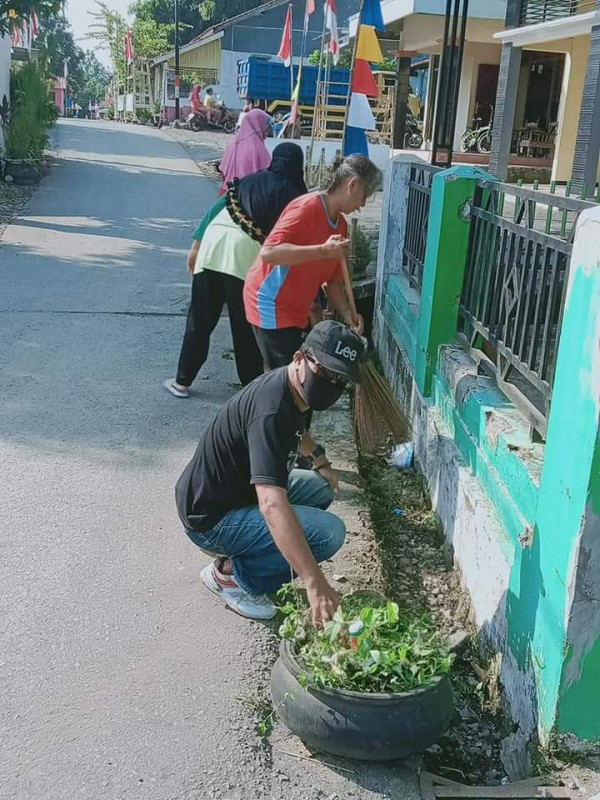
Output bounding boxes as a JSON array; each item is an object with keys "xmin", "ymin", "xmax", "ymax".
[{"xmin": 340, "ymin": 256, "xmax": 411, "ymax": 455}]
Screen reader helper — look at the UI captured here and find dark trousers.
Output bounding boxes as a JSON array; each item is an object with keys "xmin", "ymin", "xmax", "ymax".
[
  {"xmin": 176, "ymin": 270, "xmax": 263, "ymax": 387},
  {"xmin": 252, "ymin": 325, "xmax": 305, "ymax": 370}
]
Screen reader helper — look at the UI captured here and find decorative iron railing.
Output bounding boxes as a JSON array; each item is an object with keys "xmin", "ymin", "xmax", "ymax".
[
  {"xmin": 459, "ymin": 180, "xmax": 593, "ymax": 437},
  {"xmin": 402, "ymin": 162, "xmax": 441, "ymax": 291},
  {"xmin": 519, "ymin": 0, "xmax": 596, "ymax": 26}
]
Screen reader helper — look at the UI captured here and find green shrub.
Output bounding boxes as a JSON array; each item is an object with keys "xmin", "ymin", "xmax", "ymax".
[
  {"xmin": 136, "ymin": 108, "xmax": 153, "ymax": 124},
  {"xmin": 5, "ymin": 63, "xmax": 56, "ymax": 162}
]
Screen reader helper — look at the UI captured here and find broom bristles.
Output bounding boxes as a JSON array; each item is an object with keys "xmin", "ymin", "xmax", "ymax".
[{"xmin": 353, "ymin": 359, "xmax": 412, "ymax": 455}]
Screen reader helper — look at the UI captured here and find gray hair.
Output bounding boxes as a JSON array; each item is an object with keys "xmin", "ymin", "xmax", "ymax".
[{"xmin": 326, "ymin": 155, "xmax": 382, "ymax": 197}]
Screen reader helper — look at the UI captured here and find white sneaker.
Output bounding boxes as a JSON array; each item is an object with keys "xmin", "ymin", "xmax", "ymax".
[
  {"xmin": 164, "ymin": 379, "xmax": 189, "ymax": 398},
  {"xmin": 201, "ymin": 561, "xmax": 276, "ymax": 620}
]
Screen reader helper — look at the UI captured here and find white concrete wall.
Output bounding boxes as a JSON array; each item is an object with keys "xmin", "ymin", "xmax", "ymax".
[
  {"xmin": 402, "ymin": 15, "xmax": 504, "ymax": 51},
  {"xmin": 216, "ymin": 49, "xmax": 259, "ymax": 109},
  {"xmin": 265, "ymin": 137, "xmax": 393, "ymax": 173},
  {"xmin": 0, "ymin": 34, "xmax": 10, "ymax": 150}
]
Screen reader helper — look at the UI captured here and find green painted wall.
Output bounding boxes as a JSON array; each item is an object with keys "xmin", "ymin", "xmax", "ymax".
[{"xmin": 415, "ymin": 166, "xmax": 492, "ymax": 397}]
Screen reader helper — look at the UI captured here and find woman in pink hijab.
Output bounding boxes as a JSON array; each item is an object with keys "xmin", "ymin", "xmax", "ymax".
[{"xmin": 218, "ymin": 108, "xmax": 272, "ymax": 195}]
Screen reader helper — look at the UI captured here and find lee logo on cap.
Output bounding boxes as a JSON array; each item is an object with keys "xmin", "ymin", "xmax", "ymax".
[{"xmin": 335, "ymin": 340, "xmax": 357, "ymax": 361}]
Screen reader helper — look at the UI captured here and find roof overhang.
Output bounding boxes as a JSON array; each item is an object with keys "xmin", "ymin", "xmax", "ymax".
[
  {"xmin": 150, "ymin": 30, "xmax": 223, "ymax": 67},
  {"xmin": 494, "ymin": 9, "xmax": 599, "ymax": 45}
]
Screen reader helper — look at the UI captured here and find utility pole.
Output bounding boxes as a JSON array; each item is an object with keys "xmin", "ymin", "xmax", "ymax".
[
  {"xmin": 174, "ymin": 0, "xmax": 181, "ymax": 119},
  {"xmin": 63, "ymin": 58, "xmax": 68, "ymax": 118}
]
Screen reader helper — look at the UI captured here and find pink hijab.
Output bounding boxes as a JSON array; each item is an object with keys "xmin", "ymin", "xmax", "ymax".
[{"xmin": 219, "ymin": 108, "xmax": 272, "ymax": 194}]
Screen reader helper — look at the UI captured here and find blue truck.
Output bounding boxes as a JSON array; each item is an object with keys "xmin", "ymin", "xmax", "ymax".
[{"xmin": 237, "ymin": 55, "xmax": 350, "ymax": 120}]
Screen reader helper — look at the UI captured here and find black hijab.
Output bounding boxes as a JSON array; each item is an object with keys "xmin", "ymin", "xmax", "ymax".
[{"xmin": 233, "ymin": 143, "xmax": 307, "ymax": 235}]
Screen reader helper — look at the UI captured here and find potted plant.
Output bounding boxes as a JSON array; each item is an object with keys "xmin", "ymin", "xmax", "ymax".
[{"xmin": 271, "ymin": 589, "xmax": 454, "ymax": 761}]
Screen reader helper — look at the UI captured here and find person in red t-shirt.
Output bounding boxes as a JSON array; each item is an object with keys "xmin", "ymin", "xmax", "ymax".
[
  {"xmin": 244, "ymin": 155, "xmax": 381, "ymax": 365},
  {"xmin": 244, "ymin": 154, "xmax": 381, "ymax": 491}
]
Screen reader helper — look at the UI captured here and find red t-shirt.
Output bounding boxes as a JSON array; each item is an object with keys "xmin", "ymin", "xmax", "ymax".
[{"xmin": 244, "ymin": 192, "xmax": 346, "ymax": 330}]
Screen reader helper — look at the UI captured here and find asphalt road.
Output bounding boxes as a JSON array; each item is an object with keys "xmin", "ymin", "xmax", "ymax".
[{"xmin": 0, "ymin": 120, "xmax": 419, "ymax": 800}]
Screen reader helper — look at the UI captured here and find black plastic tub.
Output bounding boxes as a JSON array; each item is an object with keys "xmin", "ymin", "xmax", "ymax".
[{"xmin": 271, "ymin": 640, "xmax": 454, "ymax": 761}]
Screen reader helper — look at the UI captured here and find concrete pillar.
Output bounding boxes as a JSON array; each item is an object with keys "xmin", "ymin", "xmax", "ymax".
[
  {"xmin": 414, "ymin": 165, "xmax": 494, "ymax": 396},
  {"xmin": 572, "ymin": 25, "xmax": 600, "ymax": 192},
  {"xmin": 374, "ymin": 155, "xmax": 421, "ymax": 319},
  {"xmin": 453, "ymin": 52, "xmax": 475, "ymax": 152},
  {"xmin": 551, "ymin": 39, "xmax": 587, "ymax": 182},
  {"xmin": 489, "ymin": 43, "xmax": 522, "ymax": 179},
  {"xmin": 512, "ymin": 205, "xmax": 600, "ymax": 742}
]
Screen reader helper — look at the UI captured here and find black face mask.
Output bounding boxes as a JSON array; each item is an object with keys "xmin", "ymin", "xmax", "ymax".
[{"xmin": 300, "ymin": 365, "xmax": 345, "ymax": 410}]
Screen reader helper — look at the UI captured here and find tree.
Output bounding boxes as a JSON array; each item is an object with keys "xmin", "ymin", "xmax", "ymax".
[
  {"xmin": 131, "ymin": 16, "xmax": 173, "ymax": 58},
  {"xmin": 128, "ymin": 0, "xmax": 264, "ymax": 46},
  {"xmin": 78, "ymin": 51, "xmax": 111, "ymax": 109},
  {"xmin": 36, "ymin": 13, "xmax": 86, "ymax": 93},
  {"xmin": 308, "ymin": 47, "xmax": 395, "ymax": 71},
  {"xmin": 87, "ymin": 2, "xmax": 127, "ymax": 82}
]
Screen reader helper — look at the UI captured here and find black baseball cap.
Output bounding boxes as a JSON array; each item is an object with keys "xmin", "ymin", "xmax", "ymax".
[{"xmin": 303, "ymin": 321, "xmax": 366, "ymax": 383}]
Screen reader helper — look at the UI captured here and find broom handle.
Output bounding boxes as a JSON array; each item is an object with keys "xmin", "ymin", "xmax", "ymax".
[{"xmin": 340, "ymin": 257, "xmax": 359, "ymax": 323}]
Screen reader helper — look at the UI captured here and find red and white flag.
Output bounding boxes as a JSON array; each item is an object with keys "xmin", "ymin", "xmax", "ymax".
[
  {"xmin": 306, "ymin": 0, "xmax": 315, "ymax": 15},
  {"xmin": 30, "ymin": 9, "xmax": 39, "ymax": 39},
  {"xmin": 10, "ymin": 23, "xmax": 22, "ymax": 48},
  {"xmin": 325, "ymin": 0, "xmax": 339, "ymax": 64},
  {"xmin": 277, "ymin": 4, "xmax": 293, "ymax": 67},
  {"xmin": 124, "ymin": 29, "xmax": 134, "ymax": 64}
]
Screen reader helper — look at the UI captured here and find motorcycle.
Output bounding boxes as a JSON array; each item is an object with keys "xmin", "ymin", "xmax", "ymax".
[
  {"xmin": 188, "ymin": 101, "xmax": 237, "ymax": 134},
  {"xmin": 404, "ymin": 113, "xmax": 424, "ymax": 149}
]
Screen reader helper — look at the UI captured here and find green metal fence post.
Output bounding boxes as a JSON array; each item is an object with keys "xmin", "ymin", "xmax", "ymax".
[{"xmin": 414, "ymin": 165, "xmax": 495, "ymax": 397}]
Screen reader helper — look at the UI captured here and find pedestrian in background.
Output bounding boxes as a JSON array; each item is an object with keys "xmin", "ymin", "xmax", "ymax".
[
  {"xmin": 217, "ymin": 108, "xmax": 272, "ymax": 195},
  {"xmin": 165, "ymin": 143, "xmax": 308, "ymax": 398}
]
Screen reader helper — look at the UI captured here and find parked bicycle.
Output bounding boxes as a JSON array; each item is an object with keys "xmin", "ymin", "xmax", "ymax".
[{"xmin": 460, "ymin": 104, "xmax": 493, "ymax": 155}]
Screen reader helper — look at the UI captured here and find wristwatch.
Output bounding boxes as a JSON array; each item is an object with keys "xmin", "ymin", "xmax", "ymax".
[
  {"xmin": 311, "ymin": 445, "xmax": 326, "ymax": 462},
  {"xmin": 311, "ymin": 445, "xmax": 331, "ymax": 472}
]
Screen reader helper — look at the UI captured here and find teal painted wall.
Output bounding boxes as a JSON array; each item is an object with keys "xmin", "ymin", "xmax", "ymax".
[
  {"xmin": 434, "ymin": 369, "xmax": 539, "ymax": 557},
  {"xmin": 525, "ymin": 227, "xmax": 600, "ymax": 740},
  {"xmin": 379, "ymin": 168, "xmax": 600, "ymax": 742},
  {"xmin": 383, "ymin": 274, "xmax": 419, "ymax": 366}
]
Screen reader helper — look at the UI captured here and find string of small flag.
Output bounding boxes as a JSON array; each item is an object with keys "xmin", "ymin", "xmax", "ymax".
[{"xmin": 343, "ymin": 0, "xmax": 385, "ymax": 157}]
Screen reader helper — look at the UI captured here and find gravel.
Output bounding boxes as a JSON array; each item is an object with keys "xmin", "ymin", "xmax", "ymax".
[{"xmin": 0, "ymin": 182, "xmax": 33, "ymax": 240}]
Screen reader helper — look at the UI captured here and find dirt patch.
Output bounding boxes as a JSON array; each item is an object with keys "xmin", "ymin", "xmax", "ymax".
[
  {"xmin": 0, "ymin": 182, "xmax": 33, "ymax": 240},
  {"xmin": 358, "ymin": 454, "xmax": 513, "ymax": 786}
]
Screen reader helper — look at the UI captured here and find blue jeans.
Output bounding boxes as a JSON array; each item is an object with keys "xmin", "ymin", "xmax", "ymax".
[{"xmin": 185, "ymin": 469, "xmax": 346, "ymax": 596}]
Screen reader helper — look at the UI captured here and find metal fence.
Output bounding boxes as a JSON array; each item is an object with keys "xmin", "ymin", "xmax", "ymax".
[
  {"xmin": 459, "ymin": 180, "xmax": 593, "ymax": 437},
  {"xmin": 403, "ymin": 162, "xmax": 441, "ymax": 291},
  {"xmin": 519, "ymin": 0, "xmax": 595, "ymax": 26}
]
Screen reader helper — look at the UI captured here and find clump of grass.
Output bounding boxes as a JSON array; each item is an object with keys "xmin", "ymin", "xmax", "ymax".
[{"xmin": 278, "ymin": 586, "xmax": 453, "ymax": 694}]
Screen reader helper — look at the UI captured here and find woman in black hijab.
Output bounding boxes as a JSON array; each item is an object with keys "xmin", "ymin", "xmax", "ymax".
[{"xmin": 165, "ymin": 143, "xmax": 307, "ymax": 398}]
